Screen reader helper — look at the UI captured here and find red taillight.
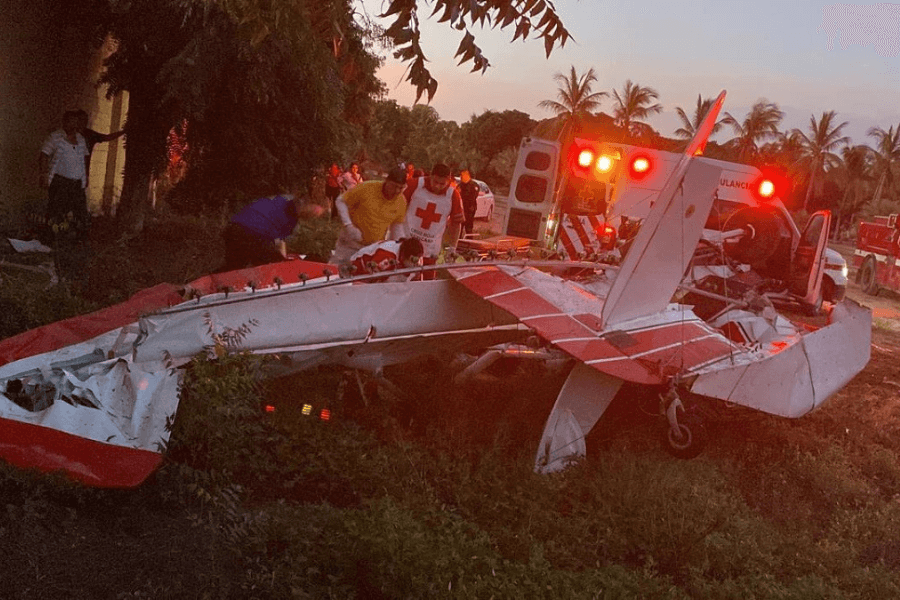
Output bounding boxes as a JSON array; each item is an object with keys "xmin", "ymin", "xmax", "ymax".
[{"xmin": 596, "ymin": 224, "xmax": 617, "ymax": 250}]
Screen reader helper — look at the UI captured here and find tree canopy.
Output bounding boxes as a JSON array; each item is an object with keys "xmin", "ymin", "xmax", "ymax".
[
  {"xmin": 537, "ymin": 66, "xmax": 606, "ymax": 141},
  {"xmin": 721, "ymin": 100, "xmax": 784, "ymax": 163},
  {"xmin": 673, "ymin": 95, "xmax": 725, "ymax": 147},
  {"xmin": 611, "ymin": 80, "xmax": 661, "ymax": 141},
  {"xmin": 87, "ymin": 0, "xmax": 570, "ymax": 228},
  {"xmin": 793, "ymin": 111, "xmax": 850, "ymax": 210}
]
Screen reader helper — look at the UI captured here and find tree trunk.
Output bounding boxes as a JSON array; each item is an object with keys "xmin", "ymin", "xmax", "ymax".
[
  {"xmin": 803, "ymin": 170, "xmax": 816, "ymax": 212},
  {"xmin": 872, "ymin": 171, "xmax": 886, "ymax": 204},
  {"xmin": 115, "ymin": 83, "xmax": 168, "ymax": 234}
]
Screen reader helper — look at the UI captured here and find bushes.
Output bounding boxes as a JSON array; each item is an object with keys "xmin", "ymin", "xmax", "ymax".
[{"xmin": 2, "ymin": 214, "xmax": 900, "ymax": 597}]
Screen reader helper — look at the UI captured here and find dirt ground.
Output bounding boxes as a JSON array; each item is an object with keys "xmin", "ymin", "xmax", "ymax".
[
  {"xmin": 846, "ymin": 283, "xmax": 900, "ymax": 331},
  {"xmin": 832, "ymin": 241, "xmax": 900, "ymax": 328}
]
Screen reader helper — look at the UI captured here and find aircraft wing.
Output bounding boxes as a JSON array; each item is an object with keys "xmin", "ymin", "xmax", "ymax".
[{"xmin": 0, "ymin": 262, "xmax": 525, "ymax": 488}]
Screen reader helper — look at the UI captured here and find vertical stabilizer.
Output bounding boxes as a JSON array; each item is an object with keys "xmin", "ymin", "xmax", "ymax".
[{"xmin": 601, "ymin": 91, "xmax": 726, "ymax": 327}]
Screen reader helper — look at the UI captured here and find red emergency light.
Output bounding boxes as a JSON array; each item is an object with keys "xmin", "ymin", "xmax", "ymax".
[
  {"xmin": 751, "ymin": 176, "xmax": 780, "ymax": 202},
  {"xmin": 569, "ymin": 141, "xmax": 620, "ymax": 181},
  {"xmin": 595, "ymin": 155, "xmax": 615, "ymax": 174},
  {"xmin": 753, "ymin": 165, "xmax": 791, "ymax": 203},
  {"xmin": 595, "ymin": 223, "xmax": 617, "ymax": 250},
  {"xmin": 757, "ymin": 179, "xmax": 775, "ymax": 199},
  {"xmin": 576, "ymin": 148, "xmax": 595, "ymax": 168},
  {"xmin": 628, "ymin": 154, "xmax": 652, "ymax": 181}
]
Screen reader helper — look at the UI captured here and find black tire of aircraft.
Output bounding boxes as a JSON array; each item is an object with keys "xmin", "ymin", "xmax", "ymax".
[{"xmin": 664, "ymin": 413, "xmax": 707, "ymax": 460}]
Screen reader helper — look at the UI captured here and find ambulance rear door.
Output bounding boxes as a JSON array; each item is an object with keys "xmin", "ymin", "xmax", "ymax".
[{"xmin": 504, "ymin": 137, "xmax": 560, "ymax": 241}]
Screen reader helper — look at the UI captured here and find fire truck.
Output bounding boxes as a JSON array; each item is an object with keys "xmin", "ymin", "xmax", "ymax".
[
  {"xmin": 855, "ymin": 213, "xmax": 900, "ymax": 295},
  {"xmin": 483, "ymin": 135, "xmax": 846, "ymax": 308}
]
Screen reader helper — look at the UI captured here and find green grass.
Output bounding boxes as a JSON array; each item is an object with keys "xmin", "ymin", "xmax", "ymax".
[{"xmin": 0, "ymin": 214, "xmax": 899, "ymax": 598}]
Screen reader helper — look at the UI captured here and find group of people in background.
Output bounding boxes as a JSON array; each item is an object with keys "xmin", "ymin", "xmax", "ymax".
[
  {"xmin": 324, "ymin": 162, "xmax": 364, "ymax": 220},
  {"xmin": 39, "ymin": 108, "xmax": 482, "ymax": 282},
  {"xmin": 223, "ymin": 160, "xmax": 481, "ymax": 281}
]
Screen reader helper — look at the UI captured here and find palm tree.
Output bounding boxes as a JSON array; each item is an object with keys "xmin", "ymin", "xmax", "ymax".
[
  {"xmin": 537, "ymin": 66, "xmax": 607, "ymax": 141},
  {"xmin": 867, "ymin": 124, "xmax": 900, "ymax": 202},
  {"xmin": 721, "ymin": 100, "xmax": 784, "ymax": 163},
  {"xmin": 832, "ymin": 144, "xmax": 872, "ymax": 239},
  {"xmin": 673, "ymin": 94, "xmax": 725, "ymax": 152},
  {"xmin": 611, "ymin": 80, "xmax": 662, "ymax": 140},
  {"xmin": 793, "ymin": 111, "xmax": 850, "ymax": 210}
]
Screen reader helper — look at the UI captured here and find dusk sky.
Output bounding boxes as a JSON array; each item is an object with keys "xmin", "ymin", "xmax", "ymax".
[{"xmin": 362, "ymin": 1, "xmax": 900, "ymax": 145}]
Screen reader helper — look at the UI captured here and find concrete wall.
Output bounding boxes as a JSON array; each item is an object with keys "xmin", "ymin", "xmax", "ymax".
[{"xmin": 0, "ymin": 1, "xmax": 127, "ymax": 226}]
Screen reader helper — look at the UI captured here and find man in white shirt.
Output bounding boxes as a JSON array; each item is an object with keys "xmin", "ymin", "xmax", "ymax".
[{"xmin": 39, "ymin": 110, "xmax": 90, "ymax": 227}]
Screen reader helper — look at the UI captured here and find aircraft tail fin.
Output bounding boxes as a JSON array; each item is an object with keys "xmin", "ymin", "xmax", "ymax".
[{"xmin": 601, "ymin": 91, "xmax": 726, "ymax": 327}]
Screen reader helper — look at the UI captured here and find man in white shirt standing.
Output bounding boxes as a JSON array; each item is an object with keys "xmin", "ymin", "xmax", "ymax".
[{"xmin": 39, "ymin": 110, "xmax": 90, "ymax": 228}]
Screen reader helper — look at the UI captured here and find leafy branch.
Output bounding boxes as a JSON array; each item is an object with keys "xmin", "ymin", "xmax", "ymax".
[{"xmin": 379, "ymin": 0, "xmax": 572, "ymax": 102}]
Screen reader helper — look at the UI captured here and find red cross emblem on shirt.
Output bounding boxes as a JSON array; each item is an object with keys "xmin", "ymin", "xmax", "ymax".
[{"xmin": 414, "ymin": 202, "xmax": 443, "ymax": 230}]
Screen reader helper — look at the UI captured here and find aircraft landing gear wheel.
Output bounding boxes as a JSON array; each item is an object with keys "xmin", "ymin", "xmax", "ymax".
[
  {"xmin": 664, "ymin": 413, "xmax": 707, "ymax": 459},
  {"xmin": 859, "ymin": 256, "xmax": 879, "ymax": 296}
]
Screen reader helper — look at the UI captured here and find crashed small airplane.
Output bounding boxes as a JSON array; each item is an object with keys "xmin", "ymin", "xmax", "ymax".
[{"xmin": 0, "ymin": 91, "xmax": 872, "ymax": 487}]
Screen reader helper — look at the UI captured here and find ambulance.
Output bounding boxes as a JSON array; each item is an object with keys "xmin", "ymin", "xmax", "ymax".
[{"xmin": 499, "ymin": 136, "xmax": 847, "ymax": 304}]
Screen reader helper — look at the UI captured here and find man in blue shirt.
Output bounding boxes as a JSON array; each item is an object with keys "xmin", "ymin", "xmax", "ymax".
[{"xmin": 223, "ymin": 194, "xmax": 323, "ymax": 271}]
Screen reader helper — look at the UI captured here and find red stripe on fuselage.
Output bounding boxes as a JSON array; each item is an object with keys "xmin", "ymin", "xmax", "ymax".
[{"xmin": 0, "ymin": 417, "xmax": 162, "ymax": 488}]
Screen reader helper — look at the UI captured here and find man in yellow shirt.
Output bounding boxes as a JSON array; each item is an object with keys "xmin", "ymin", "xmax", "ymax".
[{"xmin": 330, "ymin": 167, "xmax": 408, "ymax": 265}]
